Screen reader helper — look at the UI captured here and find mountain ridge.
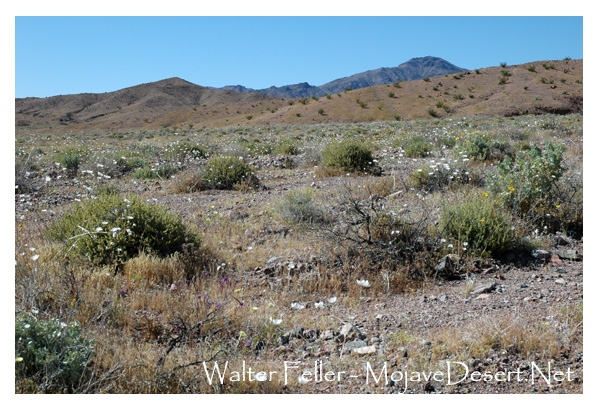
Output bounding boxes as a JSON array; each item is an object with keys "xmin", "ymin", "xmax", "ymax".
[
  {"xmin": 220, "ymin": 56, "xmax": 467, "ymax": 98},
  {"xmin": 15, "ymin": 58, "xmax": 583, "ymax": 132}
]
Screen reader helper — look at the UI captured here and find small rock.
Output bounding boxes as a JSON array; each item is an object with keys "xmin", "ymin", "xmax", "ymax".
[
  {"xmin": 337, "ymin": 323, "xmax": 364, "ymax": 342},
  {"xmin": 470, "ymin": 282, "xmax": 498, "ymax": 296},
  {"xmin": 554, "ymin": 235, "xmax": 571, "ymax": 246},
  {"xmin": 322, "ymin": 329, "xmax": 335, "ymax": 340},
  {"xmin": 435, "ymin": 254, "xmax": 461, "ymax": 279},
  {"xmin": 266, "ymin": 256, "xmax": 282, "ymax": 265},
  {"xmin": 550, "ymin": 254, "xmax": 564, "ymax": 267},
  {"xmin": 532, "ymin": 249, "xmax": 552, "ymax": 261},
  {"xmin": 552, "ymin": 249, "xmax": 582, "ymax": 261},
  {"xmin": 353, "ymin": 345, "xmax": 376, "ymax": 355},
  {"xmin": 476, "ymin": 293, "xmax": 490, "ymax": 300},
  {"xmin": 344, "ymin": 340, "xmax": 368, "ymax": 351},
  {"xmin": 439, "ymin": 295, "xmax": 449, "ymax": 302},
  {"xmin": 555, "ymin": 278, "xmax": 566, "ymax": 285}
]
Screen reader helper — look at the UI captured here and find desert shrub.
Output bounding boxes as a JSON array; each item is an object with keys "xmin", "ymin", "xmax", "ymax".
[
  {"xmin": 47, "ymin": 194, "xmax": 198, "ymax": 265},
  {"xmin": 133, "ymin": 166, "xmax": 156, "ymax": 179},
  {"xmin": 537, "ymin": 162, "xmax": 583, "ymax": 237},
  {"xmin": 60, "ymin": 151, "xmax": 81, "ymax": 175},
  {"xmin": 167, "ymin": 141, "xmax": 209, "ymax": 159},
  {"xmin": 15, "ymin": 313, "xmax": 95, "ymax": 393},
  {"xmin": 321, "ymin": 140, "xmax": 373, "ymax": 172},
  {"xmin": 275, "ymin": 138, "xmax": 301, "ymax": 156},
  {"xmin": 133, "ymin": 163, "xmax": 178, "ymax": 180},
  {"xmin": 409, "ymin": 163, "xmax": 481, "ymax": 192},
  {"xmin": 403, "ymin": 136, "xmax": 434, "ymax": 157},
  {"xmin": 439, "ymin": 197, "xmax": 519, "ymax": 257},
  {"xmin": 156, "ymin": 163, "xmax": 179, "ymax": 178},
  {"xmin": 115, "ymin": 156, "xmax": 147, "ymax": 173},
  {"xmin": 486, "ymin": 143, "xmax": 564, "ymax": 215},
  {"xmin": 455, "ymin": 134, "xmax": 492, "ymax": 161},
  {"xmin": 277, "ymin": 190, "xmax": 328, "ymax": 226},
  {"xmin": 96, "ymin": 184, "xmax": 120, "ymax": 196},
  {"xmin": 202, "ymin": 156, "xmax": 258, "ymax": 190}
]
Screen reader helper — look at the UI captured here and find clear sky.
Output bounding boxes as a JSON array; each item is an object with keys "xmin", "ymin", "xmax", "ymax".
[{"xmin": 15, "ymin": 16, "xmax": 583, "ymax": 98}]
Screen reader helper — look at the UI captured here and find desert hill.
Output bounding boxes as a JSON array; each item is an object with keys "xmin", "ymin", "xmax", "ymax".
[{"xmin": 15, "ymin": 58, "xmax": 582, "ymax": 133}]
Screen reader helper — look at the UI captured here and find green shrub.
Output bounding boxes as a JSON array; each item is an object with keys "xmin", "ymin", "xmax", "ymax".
[
  {"xmin": 486, "ymin": 143, "xmax": 564, "ymax": 215},
  {"xmin": 47, "ymin": 194, "xmax": 198, "ymax": 265},
  {"xmin": 321, "ymin": 140, "xmax": 374, "ymax": 172},
  {"xmin": 427, "ymin": 109, "xmax": 439, "ymax": 118},
  {"xmin": 403, "ymin": 136, "xmax": 434, "ymax": 157},
  {"xmin": 115, "ymin": 156, "xmax": 147, "ymax": 173},
  {"xmin": 132, "ymin": 163, "xmax": 178, "ymax": 180},
  {"xmin": 277, "ymin": 190, "xmax": 328, "ymax": 226},
  {"xmin": 15, "ymin": 313, "xmax": 94, "ymax": 392},
  {"xmin": 60, "ymin": 151, "xmax": 81, "ymax": 175},
  {"xmin": 156, "ymin": 163, "xmax": 178, "ymax": 178},
  {"xmin": 409, "ymin": 164, "xmax": 480, "ymax": 192},
  {"xmin": 201, "ymin": 156, "xmax": 258, "ymax": 190},
  {"xmin": 440, "ymin": 197, "xmax": 518, "ymax": 257},
  {"xmin": 133, "ymin": 166, "xmax": 156, "ymax": 179},
  {"xmin": 275, "ymin": 139, "xmax": 301, "ymax": 156},
  {"xmin": 455, "ymin": 134, "xmax": 492, "ymax": 161}
]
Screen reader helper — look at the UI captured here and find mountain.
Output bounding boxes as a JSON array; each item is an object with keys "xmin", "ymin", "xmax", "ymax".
[
  {"xmin": 15, "ymin": 58, "xmax": 583, "ymax": 132},
  {"xmin": 220, "ymin": 57, "xmax": 467, "ymax": 98},
  {"xmin": 15, "ymin": 77, "xmax": 284, "ymax": 130}
]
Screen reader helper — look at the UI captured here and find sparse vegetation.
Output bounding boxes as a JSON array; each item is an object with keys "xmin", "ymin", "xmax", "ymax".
[{"xmin": 14, "ymin": 57, "xmax": 584, "ymax": 394}]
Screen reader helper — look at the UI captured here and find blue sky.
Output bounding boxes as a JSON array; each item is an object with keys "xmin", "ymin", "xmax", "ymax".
[{"xmin": 15, "ymin": 16, "xmax": 583, "ymax": 98}]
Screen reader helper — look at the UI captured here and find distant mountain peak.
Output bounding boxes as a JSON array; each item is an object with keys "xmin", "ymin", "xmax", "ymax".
[{"xmin": 220, "ymin": 56, "xmax": 467, "ymax": 98}]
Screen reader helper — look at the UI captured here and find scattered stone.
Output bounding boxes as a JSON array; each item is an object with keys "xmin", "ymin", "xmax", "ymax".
[
  {"xmin": 337, "ymin": 323, "xmax": 364, "ymax": 342},
  {"xmin": 532, "ymin": 249, "xmax": 552, "ymax": 261},
  {"xmin": 554, "ymin": 235, "xmax": 571, "ymax": 246},
  {"xmin": 266, "ymin": 256, "xmax": 282, "ymax": 264},
  {"xmin": 344, "ymin": 340, "xmax": 368, "ymax": 351},
  {"xmin": 470, "ymin": 282, "xmax": 498, "ymax": 296},
  {"xmin": 353, "ymin": 345, "xmax": 376, "ymax": 355},
  {"xmin": 438, "ymin": 295, "xmax": 449, "ymax": 302},
  {"xmin": 552, "ymin": 249, "xmax": 582, "ymax": 261},
  {"xmin": 551, "ymin": 254, "xmax": 564, "ymax": 267},
  {"xmin": 555, "ymin": 278, "xmax": 566, "ymax": 285},
  {"xmin": 435, "ymin": 254, "xmax": 461, "ymax": 279},
  {"xmin": 321, "ymin": 329, "xmax": 335, "ymax": 340},
  {"xmin": 476, "ymin": 293, "xmax": 490, "ymax": 300}
]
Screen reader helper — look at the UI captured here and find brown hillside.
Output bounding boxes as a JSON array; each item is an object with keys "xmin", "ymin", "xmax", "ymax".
[{"xmin": 15, "ymin": 59, "xmax": 582, "ymax": 133}]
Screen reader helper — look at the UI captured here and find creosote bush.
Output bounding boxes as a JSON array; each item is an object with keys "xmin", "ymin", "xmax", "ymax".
[
  {"xmin": 403, "ymin": 136, "xmax": 434, "ymax": 157},
  {"xmin": 15, "ymin": 313, "xmax": 95, "ymax": 393},
  {"xmin": 321, "ymin": 140, "xmax": 374, "ymax": 172},
  {"xmin": 60, "ymin": 151, "xmax": 81, "ymax": 175},
  {"xmin": 201, "ymin": 155, "xmax": 259, "ymax": 190},
  {"xmin": 47, "ymin": 194, "xmax": 199, "ymax": 265},
  {"xmin": 439, "ymin": 197, "xmax": 519, "ymax": 258}
]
